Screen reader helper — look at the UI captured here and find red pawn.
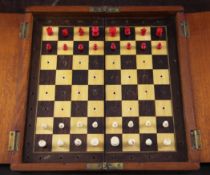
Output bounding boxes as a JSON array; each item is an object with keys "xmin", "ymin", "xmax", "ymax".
[
  {"xmin": 46, "ymin": 43, "xmax": 52, "ymax": 51},
  {"xmin": 126, "ymin": 42, "xmax": 131, "ymax": 50},
  {"xmin": 62, "ymin": 28, "xmax": 69, "ymax": 37},
  {"xmin": 141, "ymin": 28, "xmax": 147, "ymax": 36},
  {"xmin": 78, "ymin": 27, "xmax": 84, "ymax": 36},
  {"xmin": 63, "ymin": 43, "xmax": 68, "ymax": 51},
  {"xmin": 78, "ymin": 43, "xmax": 84, "ymax": 51},
  {"xmin": 124, "ymin": 26, "xmax": 131, "ymax": 36},
  {"xmin": 46, "ymin": 27, "xmax": 53, "ymax": 36},
  {"xmin": 92, "ymin": 26, "xmax": 99, "ymax": 37},
  {"xmin": 110, "ymin": 42, "xmax": 116, "ymax": 50},
  {"xmin": 93, "ymin": 43, "xmax": 98, "ymax": 50},
  {"xmin": 156, "ymin": 42, "xmax": 162, "ymax": 50},
  {"xmin": 109, "ymin": 26, "xmax": 117, "ymax": 37},
  {"xmin": 141, "ymin": 42, "xmax": 147, "ymax": 50},
  {"xmin": 156, "ymin": 27, "xmax": 163, "ymax": 37}
]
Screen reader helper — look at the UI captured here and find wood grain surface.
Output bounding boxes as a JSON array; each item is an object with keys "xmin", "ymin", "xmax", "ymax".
[
  {"xmin": 26, "ymin": 6, "xmax": 183, "ymax": 13},
  {"xmin": 11, "ymin": 162, "xmax": 199, "ymax": 171},
  {"xmin": 187, "ymin": 12, "xmax": 210, "ymax": 163},
  {"xmin": 0, "ymin": 14, "xmax": 24, "ymax": 163},
  {"xmin": 175, "ymin": 12, "xmax": 200, "ymax": 163},
  {"xmin": 10, "ymin": 13, "xmax": 33, "ymax": 165}
]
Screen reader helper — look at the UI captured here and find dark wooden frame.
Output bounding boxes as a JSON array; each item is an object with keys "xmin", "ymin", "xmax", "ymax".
[{"xmin": 9, "ymin": 6, "xmax": 199, "ymax": 171}]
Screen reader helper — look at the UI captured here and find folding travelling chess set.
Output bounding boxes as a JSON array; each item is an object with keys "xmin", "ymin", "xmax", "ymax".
[{"xmin": 1, "ymin": 6, "xmax": 210, "ymax": 171}]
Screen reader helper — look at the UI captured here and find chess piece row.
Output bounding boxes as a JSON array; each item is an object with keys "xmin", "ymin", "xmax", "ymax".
[
  {"xmin": 40, "ymin": 120, "xmax": 169, "ymax": 131},
  {"xmin": 45, "ymin": 41, "xmax": 163, "ymax": 52},
  {"xmin": 38, "ymin": 135, "xmax": 172, "ymax": 148},
  {"xmin": 46, "ymin": 26, "xmax": 164, "ymax": 37}
]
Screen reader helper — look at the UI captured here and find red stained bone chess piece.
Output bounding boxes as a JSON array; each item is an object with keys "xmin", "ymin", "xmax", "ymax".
[
  {"xmin": 63, "ymin": 43, "xmax": 68, "ymax": 50},
  {"xmin": 124, "ymin": 26, "xmax": 131, "ymax": 36},
  {"xmin": 141, "ymin": 28, "xmax": 147, "ymax": 36},
  {"xmin": 109, "ymin": 26, "xmax": 117, "ymax": 37},
  {"xmin": 156, "ymin": 27, "xmax": 163, "ymax": 37},
  {"xmin": 93, "ymin": 43, "xmax": 98, "ymax": 50},
  {"xmin": 46, "ymin": 43, "xmax": 52, "ymax": 51},
  {"xmin": 110, "ymin": 42, "xmax": 116, "ymax": 50},
  {"xmin": 78, "ymin": 43, "xmax": 84, "ymax": 51},
  {"xmin": 92, "ymin": 26, "xmax": 99, "ymax": 37},
  {"xmin": 78, "ymin": 27, "xmax": 84, "ymax": 36},
  {"xmin": 126, "ymin": 42, "xmax": 131, "ymax": 50},
  {"xmin": 141, "ymin": 42, "xmax": 147, "ymax": 50},
  {"xmin": 156, "ymin": 42, "xmax": 162, "ymax": 50},
  {"xmin": 46, "ymin": 27, "xmax": 53, "ymax": 36},
  {"xmin": 62, "ymin": 28, "xmax": 69, "ymax": 37}
]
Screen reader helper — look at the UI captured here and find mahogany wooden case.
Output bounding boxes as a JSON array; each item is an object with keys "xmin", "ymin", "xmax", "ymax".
[{"xmin": 0, "ymin": 6, "xmax": 209, "ymax": 171}]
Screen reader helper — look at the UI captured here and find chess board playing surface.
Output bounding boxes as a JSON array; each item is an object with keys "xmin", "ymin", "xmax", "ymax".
[{"xmin": 24, "ymin": 17, "xmax": 187, "ymax": 163}]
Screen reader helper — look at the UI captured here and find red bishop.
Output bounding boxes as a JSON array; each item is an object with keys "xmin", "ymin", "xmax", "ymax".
[
  {"xmin": 92, "ymin": 26, "xmax": 99, "ymax": 37},
  {"xmin": 62, "ymin": 28, "xmax": 69, "ymax": 37},
  {"xmin": 46, "ymin": 43, "xmax": 52, "ymax": 51},
  {"xmin": 124, "ymin": 26, "xmax": 131, "ymax": 36},
  {"xmin": 141, "ymin": 42, "xmax": 147, "ymax": 50},
  {"xmin": 156, "ymin": 27, "xmax": 164, "ymax": 37},
  {"xmin": 126, "ymin": 42, "xmax": 131, "ymax": 50},
  {"xmin": 110, "ymin": 42, "xmax": 116, "ymax": 50},
  {"xmin": 156, "ymin": 42, "xmax": 162, "ymax": 50},
  {"xmin": 141, "ymin": 28, "xmax": 147, "ymax": 36},
  {"xmin": 78, "ymin": 27, "xmax": 84, "ymax": 36},
  {"xmin": 109, "ymin": 26, "xmax": 117, "ymax": 37},
  {"xmin": 93, "ymin": 43, "xmax": 98, "ymax": 50},
  {"xmin": 78, "ymin": 43, "xmax": 84, "ymax": 51},
  {"xmin": 46, "ymin": 27, "xmax": 53, "ymax": 36},
  {"xmin": 63, "ymin": 43, "xmax": 68, "ymax": 51}
]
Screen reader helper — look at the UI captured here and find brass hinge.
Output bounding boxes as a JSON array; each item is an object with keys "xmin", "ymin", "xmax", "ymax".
[
  {"xmin": 19, "ymin": 22, "xmax": 29, "ymax": 39},
  {"xmin": 87, "ymin": 162, "xmax": 123, "ymax": 170},
  {"xmin": 89, "ymin": 6, "xmax": 120, "ymax": 13},
  {"xmin": 180, "ymin": 21, "xmax": 190, "ymax": 38},
  {"xmin": 190, "ymin": 129, "xmax": 201, "ymax": 150},
  {"xmin": 8, "ymin": 131, "xmax": 20, "ymax": 151}
]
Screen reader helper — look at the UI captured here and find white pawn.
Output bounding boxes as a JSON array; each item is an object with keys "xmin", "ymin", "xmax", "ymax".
[
  {"xmin": 163, "ymin": 138, "xmax": 172, "ymax": 146},
  {"xmin": 58, "ymin": 122, "xmax": 65, "ymax": 129},
  {"xmin": 110, "ymin": 136, "xmax": 120, "ymax": 147},
  {"xmin": 162, "ymin": 121, "xmax": 169, "ymax": 128},
  {"xmin": 74, "ymin": 138, "xmax": 82, "ymax": 146},
  {"xmin": 128, "ymin": 121, "xmax": 134, "ymax": 128},
  {"xmin": 145, "ymin": 138, "xmax": 153, "ymax": 146},
  {"xmin": 90, "ymin": 138, "xmax": 99, "ymax": 146},
  {"xmin": 112, "ymin": 121, "xmax": 118, "ymax": 128},
  {"xmin": 38, "ymin": 140, "xmax": 47, "ymax": 148},
  {"xmin": 145, "ymin": 120, "xmax": 152, "ymax": 127},
  {"xmin": 57, "ymin": 139, "xmax": 64, "ymax": 147},
  {"xmin": 92, "ymin": 121, "xmax": 98, "ymax": 128},
  {"xmin": 128, "ymin": 138, "xmax": 136, "ymax": 146},
  {"xmin": 77, "ymin": 121, "xmax": 83, "ymax": 128},
  {"xmin": 41, "ymin": 123, "xmax": 48, "ymax": 129}
]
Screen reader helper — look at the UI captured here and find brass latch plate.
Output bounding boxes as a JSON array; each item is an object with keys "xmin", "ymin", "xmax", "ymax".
[
  {"xmin": 87, "ymin": 162, "xmax": 123, "ymax": 170},
  {"xmin": 89, "ymin": 6, "xmax": 120, "ymax": 13}
]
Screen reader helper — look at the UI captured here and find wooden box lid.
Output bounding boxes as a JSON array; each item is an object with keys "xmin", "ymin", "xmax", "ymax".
[
  {"xmin": 186, "ymin": 12, "xmax": 210, "ymax": 162},
  {"xmin": 0, "ymin": 14, "xmax": 25, "ymax": 163}
]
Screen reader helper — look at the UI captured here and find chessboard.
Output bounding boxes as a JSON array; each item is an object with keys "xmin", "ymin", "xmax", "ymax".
[{"xmin": 24, "ymin": 17, "xmax": 187, "ymax": 163}]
